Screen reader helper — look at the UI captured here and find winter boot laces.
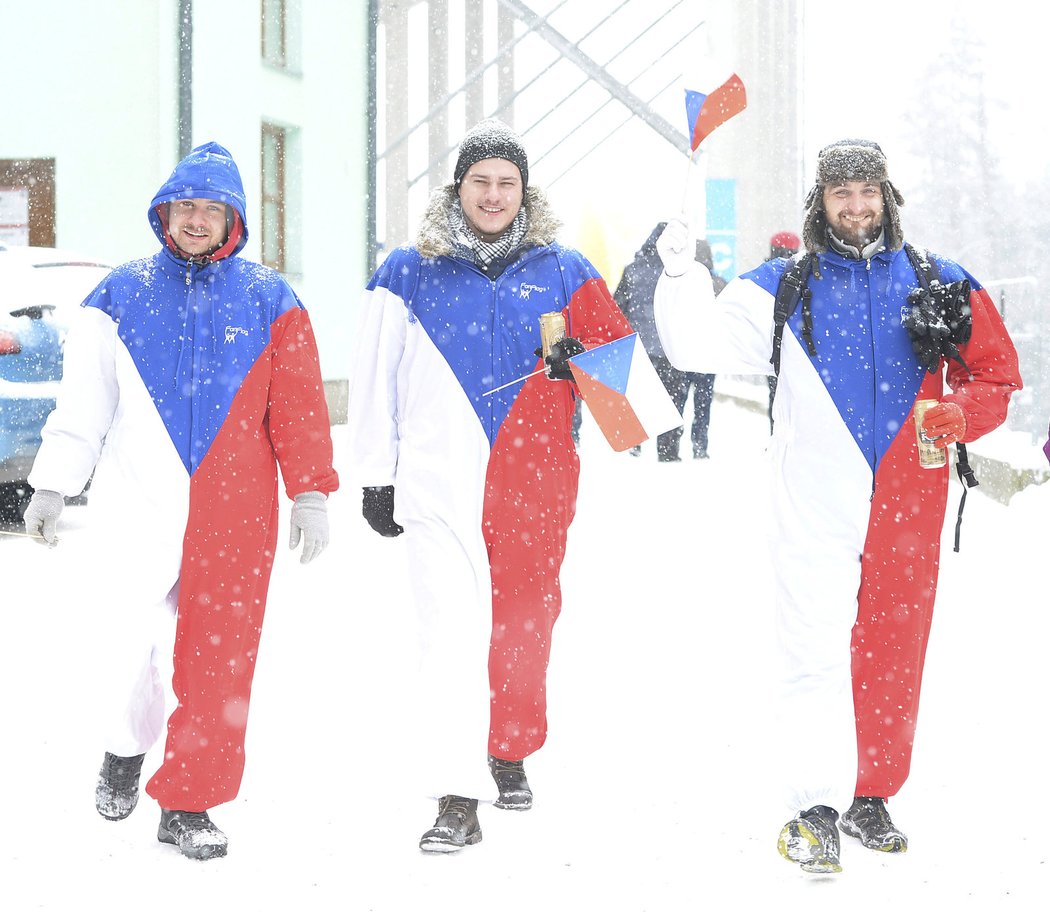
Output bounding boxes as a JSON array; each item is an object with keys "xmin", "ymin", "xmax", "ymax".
[
  {"xmin": 778, "ymin": 805, "xmax": 843, "ymax": 874},
  {"xmin": 419, "ymin": 795, "xmax": 482, "ymax": 853},
  {"xmin": 95, "ymin": 752, "xmax": 146, "ymax": 821},
  {"xmin": 488, "ymin": 755, "xmax": 533, "ymax": 811},
  {"xmin": 839, "ymin": 796, "xmax": 908, "ymax": 853},
  {"xmin": 157, "ymin": 809, "xmax": 229, "ymax": 861}
]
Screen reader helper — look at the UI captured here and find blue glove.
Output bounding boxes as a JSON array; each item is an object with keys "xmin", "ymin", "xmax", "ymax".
[
  {"xmin": 289, "ymin": 491, "xmax": 329, "ymax": 564},
  {"xmin": 23, "ymin": 489, "xmax": 64, "ymax": 547}
]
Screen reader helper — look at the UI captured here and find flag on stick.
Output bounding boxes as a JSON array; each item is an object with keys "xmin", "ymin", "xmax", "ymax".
[
  {"xmin": 567, "ymin": 334, "xmax": 683, "ymax": 452},
  {"xmin": 685, "ymin": 73, "xmax": 747, "ymax": 151}
]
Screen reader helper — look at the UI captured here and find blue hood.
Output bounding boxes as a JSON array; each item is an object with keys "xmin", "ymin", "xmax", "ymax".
[{"xmin": 147, "ymin": 141, "xmax": 249, "ymax": 256}]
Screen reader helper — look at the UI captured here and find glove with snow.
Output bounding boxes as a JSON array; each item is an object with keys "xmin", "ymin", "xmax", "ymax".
[
  {"xmin": 656, "ymin": 219, "xmax": 693, "ymax": 277},
  {"xmin": 902, "ymin": 279, "xmax": 973, "ymax": 374},
  {"xmin": 289, "ymin": 491, "xmax": 330, "ymax": 564},
  {"xmin": 920, "ymin": 401, "xmax": 967, "ymax": 448},
  {"xmin": 23, "ymin": 489, "xmax": 64, "ymax": 547},
  {"xmin": 362, "ymin": 485, "xmax": 404, "ymax": 537},
  {"xmin": 542, "ymin": 337, "xmax": 585, "ymax": 380}
]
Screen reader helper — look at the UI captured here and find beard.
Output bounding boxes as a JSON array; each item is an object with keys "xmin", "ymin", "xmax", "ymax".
[{"xmin": 828, "ymin": 212, "xmax": 883, "ymax": 249}]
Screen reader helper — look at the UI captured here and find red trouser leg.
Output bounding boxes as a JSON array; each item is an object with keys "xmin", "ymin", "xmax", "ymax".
[
  {"xmin": 852, "ymin": 430, "xmax": 948, "ymax": 799},
  {"xmin": 484, "ymin": 401, "xmax": 578, "ymax": 761},
  {"xmin": 146, "ymin": 456, "xmax": 280, "ymax": 812}
]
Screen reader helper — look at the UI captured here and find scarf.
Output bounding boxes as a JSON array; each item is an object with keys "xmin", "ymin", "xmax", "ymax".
[{"xmin": 450, "ymin": 202, "xmax": 529, "ymax": 267}]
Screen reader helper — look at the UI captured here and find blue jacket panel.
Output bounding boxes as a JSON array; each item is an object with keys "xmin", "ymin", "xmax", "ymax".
[
  {"xmin": 370, "ymin": 242, "xmax": 599, "ymax": 446},
  {"xmin": 742, "ymin": 248, "xmax": 976, "ymax": 471}
]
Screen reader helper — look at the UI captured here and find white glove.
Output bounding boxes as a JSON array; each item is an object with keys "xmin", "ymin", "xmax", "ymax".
[
  {"xmin": 289, "ymin": 491, "xmax": 329, "ymax": 564},
  {"xmin": 656, "ymin": 219, "xmax": 693, "ymax": 277},
  {"xmin": 23, "ymin": 489, "xmax": 64, "ymax": 547}
]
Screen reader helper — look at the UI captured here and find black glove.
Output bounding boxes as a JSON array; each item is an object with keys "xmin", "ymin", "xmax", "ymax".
[
  {"xmin": 362, "ymin": 485, "xmax": 404, "ymax": 537},
  {"xmin": 539, "ymin": 337, "xmax": 585, "ymax": 380},
  {"xmin": 902, "ymin": 279, "xmax": 972, "ymax": 374}
]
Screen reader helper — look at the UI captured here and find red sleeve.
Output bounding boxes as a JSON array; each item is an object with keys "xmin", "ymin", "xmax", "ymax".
[
  {"xmin": 567, "ymin": 276, "xmax": 635, "ymax": 349},
  {"xmin": 942, "ymin": 286, "xmax": 1022, "ymax": 442},
  {"xmin": 268, "ymin": 307, "xmax": 340, "ymax": 498}
]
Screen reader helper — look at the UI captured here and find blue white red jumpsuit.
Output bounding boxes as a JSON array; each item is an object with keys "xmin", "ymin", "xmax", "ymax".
[
  {"xmin": 30, "ymin": 142, "xmax": 338, "ymax": 811},
  {"xmin": 348, "ymin": 188, "xmax": 632, "ymax": 799},
  {"xmin": 655, "ymin": 245, "xmax": 1020, "ymax": 814}
]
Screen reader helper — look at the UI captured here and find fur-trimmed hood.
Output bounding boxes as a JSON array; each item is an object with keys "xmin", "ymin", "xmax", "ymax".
[{"xmin": 416, "ymin": 184, "xmax": 562, "ymax": 259}]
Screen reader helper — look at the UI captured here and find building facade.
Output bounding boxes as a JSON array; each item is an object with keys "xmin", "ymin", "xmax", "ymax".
[{"xmin": 1, "ymin": 0, "xmax": 371, "ymax": 417}]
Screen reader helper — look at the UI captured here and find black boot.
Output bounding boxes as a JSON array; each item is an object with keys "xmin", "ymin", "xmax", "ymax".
[
  {"xmin": 777, "ymin": 805, "xmax": 842, "ymax": 874},
  {"xmin": 488, "ymin": 755, "xmax": 533, "ymax": 810},
  {"xmin": 158, "ymin": 809, "xmax": 228, "ymax": 860},
  {"xmin": 838, "ymin": 796, "xmax": 908, "ymax": 852},
  {"xmin": 419, "ymin": 795, "xmax": 482, "ymax": 853},
  {"xmin": 95, "ymin": 752, "xmax": 146, "ymax": 821}
]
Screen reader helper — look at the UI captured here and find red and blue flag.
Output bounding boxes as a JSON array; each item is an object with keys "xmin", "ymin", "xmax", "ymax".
[
  {"xmin": 567, "ymin": 334, "xmax": 683, "ymax": 452},
  {"xmin": 685, "ymin": 73, "xmax": 747, "ymax": 151}
]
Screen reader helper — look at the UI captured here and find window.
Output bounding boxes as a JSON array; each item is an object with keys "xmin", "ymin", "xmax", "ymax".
[
  {"xmin": 261, "ymin": 0, "xmax": 286, "ymax": 67},
  {"xmin": 261, "ymin": 0, "xmax": 301, "ymax": 72},
  {"xmin": 260, "ymin": 124, "xmax": 286, "ymax": 272},
  {"xmin": 260, "ymin": 123, "xmax": 302, "ymax": 276},
  {"xmin": 0, "ymin": 159, "xmax": 55, "ymax": 247}
]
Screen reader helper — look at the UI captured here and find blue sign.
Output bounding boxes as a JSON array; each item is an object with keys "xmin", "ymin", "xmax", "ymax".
[{"xmin": 706, "ymin": 178, "xmax": 736, "ymax": 282}]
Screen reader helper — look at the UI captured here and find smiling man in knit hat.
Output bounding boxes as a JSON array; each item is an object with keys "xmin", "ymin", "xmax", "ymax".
[
  {"xmin": 348, "ymin": 119, "xmax": 634, "ymax": 852},
  {"xmin": 652, "ymin": 138, "xmax": 1021, "ymax": 873}
]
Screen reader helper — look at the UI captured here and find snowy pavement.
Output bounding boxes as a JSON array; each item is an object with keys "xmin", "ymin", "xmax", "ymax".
[{"xmin": 2, "ymin": 393, "xmax": 1047, "ymax": 910}]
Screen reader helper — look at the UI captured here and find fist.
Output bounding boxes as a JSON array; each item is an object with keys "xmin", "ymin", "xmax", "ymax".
[
  {"xmin": 656, "ymin": 219, "xmax": 692, "ymax": 277},
  {"xmin": 921, "ymin": 401, "xmax": 966, "ymax": 448}
]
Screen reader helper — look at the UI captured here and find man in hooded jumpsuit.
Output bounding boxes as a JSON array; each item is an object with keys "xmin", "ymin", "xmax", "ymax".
[
  {"xmin": 23, "ymin": 142, "xmax": 339, "ymax": 860},
  {"xmin": 653, "ymin": 140, "xmax": 1021, "ymax": 873},
  {"xmin": 348, "ymin": 119, "xmax": 634, "ymax": 852}
]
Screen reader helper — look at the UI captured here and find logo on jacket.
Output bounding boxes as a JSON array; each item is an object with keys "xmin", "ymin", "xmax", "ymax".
[
  {"xmin": 225, "ymin": 325, "xmax": 249, "ymax": 344},
  {"xmin": 519, "ymin": 283, "xmax": 548, "ymax": 300}
]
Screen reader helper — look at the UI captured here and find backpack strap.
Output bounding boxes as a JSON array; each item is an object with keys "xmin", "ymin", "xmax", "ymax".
[
  {"xmin": 952, "ymin": 443, "xmax": 979, "ymax": 552},
  {"xmin": 902, "ymin": 242, "xmax": 938, "ymax": 290},
  {"xmin": 770, "ymin": 253, "xmax": 815, "ymax": 376}
]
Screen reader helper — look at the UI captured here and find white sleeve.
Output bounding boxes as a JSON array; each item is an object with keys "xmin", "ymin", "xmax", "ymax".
[
  {"xmin": 346, "ymin": 284, "xmax": 406, "ymax": 486},
  {"xmin": 28, "ymin": 307, "xmax": 119, "ymax": 496},
  {"xmin": 654, "ymin": 265, "xmax": 776, "ymax": 376}
]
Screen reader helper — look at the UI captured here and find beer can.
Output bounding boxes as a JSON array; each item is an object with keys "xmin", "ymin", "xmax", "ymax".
[
  {"xmin": 913, "ymin": 398, "xmax": 947, "ymax": 469},
  {"xmin": 539, "ymin": 311, "xmax": 566, "ymax": 376}
]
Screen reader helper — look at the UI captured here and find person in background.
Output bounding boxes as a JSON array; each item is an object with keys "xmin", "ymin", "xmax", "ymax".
[
  {"xmin": 613, "ymin": 224, "xmax": 720, "ymax": 460},
  {"xmin": 764, "ymin": 231, "xmax": 801, "ymax": 433},
  {"xmin": 654, "ymin": 139, "xmax": 1021, "ymax": 874},
  {"xmin": 348, "ymin": 119, "xmax": 634, "ymax": 853},
  {"xmin": 22, "ymin": 142, "xmax": 338, "ymax": 861}
]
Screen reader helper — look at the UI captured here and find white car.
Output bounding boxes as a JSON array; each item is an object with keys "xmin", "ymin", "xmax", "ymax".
[{"xmin": 0, "ymin": 244, "xmax": 111, "ymax": 520}]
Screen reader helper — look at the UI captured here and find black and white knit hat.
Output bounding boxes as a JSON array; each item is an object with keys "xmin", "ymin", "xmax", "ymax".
[
  {"xmin": 802, "ymin": 139, "xmax": 904, "ymax": 253},
  {"xmin": 453, "ymin": 118, "xmax": 529, "ymax": 190}
]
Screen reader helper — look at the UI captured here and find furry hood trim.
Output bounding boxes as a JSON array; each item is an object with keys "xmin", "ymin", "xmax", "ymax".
[{"xmin": 416, "ymin": 184, "xmax": 562, "ymax": 259}]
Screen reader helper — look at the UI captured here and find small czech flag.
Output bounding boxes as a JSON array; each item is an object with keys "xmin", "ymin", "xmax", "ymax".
[
  {"xmin": 685, "ymin": 73, "xmax": 747, "ymax": 152},
  {"xmin": 568, "ymin": 334, "xmax": 683, "ymax": 452}
]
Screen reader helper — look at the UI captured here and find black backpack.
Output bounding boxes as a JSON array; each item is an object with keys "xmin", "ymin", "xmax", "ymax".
[{"xmin": 769, "ymin": 244, "xmax": 978, "ymax": 552}]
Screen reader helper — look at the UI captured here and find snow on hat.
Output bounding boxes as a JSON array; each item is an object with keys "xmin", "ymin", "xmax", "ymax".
[
  {"xmin": 769, "ymin": 230, "xmax": 800, "ymax": 257},
  {"xmin": 453, "ymin": 118, "xmax": 529, "ymax": 190},
  {"xmin": 802, "ymin": 138, "xmax": 904, "ymax": 253}
]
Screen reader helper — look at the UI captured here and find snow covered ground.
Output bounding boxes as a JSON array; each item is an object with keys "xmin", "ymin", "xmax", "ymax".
[{"xmin": 2, "ymin": 392, "xmax": 1047, "ymax": 910}]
